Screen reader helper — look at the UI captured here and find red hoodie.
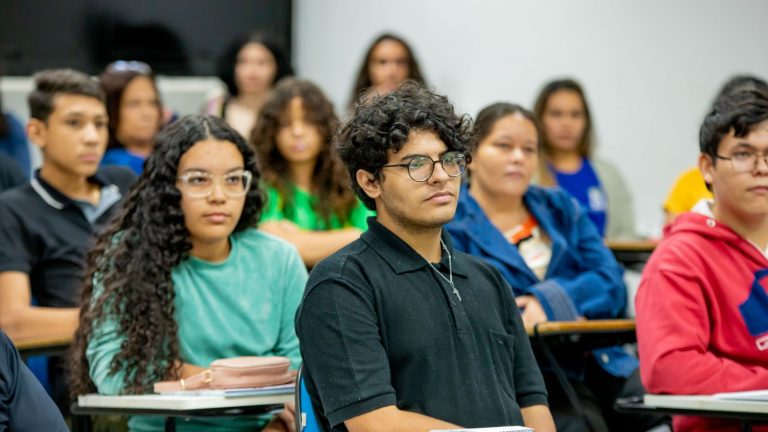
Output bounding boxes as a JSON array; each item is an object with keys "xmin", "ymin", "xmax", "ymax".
[{"xmin": 636, "ymin": 212, "xmax": 768, "ymax": 432}]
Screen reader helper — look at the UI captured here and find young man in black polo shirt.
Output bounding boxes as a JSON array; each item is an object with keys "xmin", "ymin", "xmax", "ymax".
[
  {"xmin": 295, "ymin": 82, "xmax": 555, "ymax": 432},
  {"xmin": 0, "ymin": 69, "xmax": 135, "ymax": 410}
]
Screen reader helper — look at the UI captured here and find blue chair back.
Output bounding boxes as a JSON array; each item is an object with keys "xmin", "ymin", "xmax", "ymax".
[{"xmin": 295, "ymin": 365, "xmax": 320, "ymax": 432}]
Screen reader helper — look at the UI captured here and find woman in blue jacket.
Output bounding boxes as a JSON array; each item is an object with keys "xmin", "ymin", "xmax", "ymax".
[{"xmin": 447, "ymin": 103, "xmax": 663, "ymax": 432}]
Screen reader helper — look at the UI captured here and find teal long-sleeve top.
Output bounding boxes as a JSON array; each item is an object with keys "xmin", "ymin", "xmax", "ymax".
[{"xmin": 86, "ymin": 229, "xmax": 307, "ymax": 432}]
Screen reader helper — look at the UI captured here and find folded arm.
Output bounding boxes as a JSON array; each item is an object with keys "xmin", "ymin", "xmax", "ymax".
[{"xmin": 0, "ymin": 271, "xmax": 78, "ymax": 341}]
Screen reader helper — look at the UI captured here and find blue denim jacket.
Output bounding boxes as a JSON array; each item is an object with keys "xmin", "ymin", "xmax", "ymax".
[{"xmin": 446, "ymin": 184, "xmax": 637, "ymax": 378}]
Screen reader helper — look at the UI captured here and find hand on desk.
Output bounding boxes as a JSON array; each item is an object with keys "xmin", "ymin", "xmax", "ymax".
[
  {"xmin": 263, "ymin": 402, "xmax": 296, "ymax": 432},
  {"xmin": 516, "ymin": 295, "xmax": 549, "ymax": 329}
]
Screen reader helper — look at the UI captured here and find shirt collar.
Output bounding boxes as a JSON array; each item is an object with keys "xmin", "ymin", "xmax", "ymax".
[
  {"xmin": 361, "ymin": 217, "xmax": 468, "ymax": 277},
  {"xmin": 31, "ymin": 169, "xmax": 111, "ymax": 210}
]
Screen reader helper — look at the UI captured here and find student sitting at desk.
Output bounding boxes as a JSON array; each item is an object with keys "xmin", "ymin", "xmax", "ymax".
[
  {"xmin": 251, "ymin": 78, "xmax": 373, "ymax": 267},
  {"xmin": 296, "ymin": 84, "xmax": 555, "ymax": 432},
  {"xmin": 70, "ymin": 115, "xmax": 307, "ymax": 432},
  {"xmin": 0, "ymin": 69, "xmax": 136, "ymax": 415},
  {"xmin": 446, "ymin": 103, "xmax": 664, "ymax": 432},
  {"xmin": 636, "ymin": 89, "xmax": 768, "ymax": 432}
]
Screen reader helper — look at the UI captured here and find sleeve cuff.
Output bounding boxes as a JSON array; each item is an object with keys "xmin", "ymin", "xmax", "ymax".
[
  {"xmin": 326, "ymin": 392, "xmax": 397, "ymax": 428},
  {"xmin": 530, "ymin": 280, "xmax": 579, "ymax": 321},
  {"xmin": 518, "ymin": 393, "xmax": 550, "ymax": 408}
]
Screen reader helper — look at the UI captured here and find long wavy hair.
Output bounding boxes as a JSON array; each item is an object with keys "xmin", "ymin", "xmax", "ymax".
[
  {"xmin": 250, "ymin": 78, "xmax": 357, "ymax": 227},
  {"xmin": 69, "ymin": 114, "xmax": 264, "ymax": 397},
  {"xmin": 348, "ymin": 33, "xmax": 426, "ymax": 109}
]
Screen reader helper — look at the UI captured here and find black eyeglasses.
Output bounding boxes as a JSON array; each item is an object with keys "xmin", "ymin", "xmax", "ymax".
[
  {"xmin": 380, "ymin": 151, "xmax": 468, "ymax": 182},
  {"xmin": 106, "ymin": 60, "xmax": 153, "ymax": 75}
]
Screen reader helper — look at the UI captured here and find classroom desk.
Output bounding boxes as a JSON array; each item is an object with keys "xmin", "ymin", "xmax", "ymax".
[
  {"xmin": 72, "ymin": 391, "xmax": 294, "ymax": 432},
  {"xmin": 13, "ymin": 334, "xmax": 72, "ymax": 359},
  {"xmin": 615, "ymin": 394, "xmax": 768, "ymax": 432},
  {"xmin": 527, "ymin": 319, "xmax": 636, "ymax": 345},
  {"xmin": 607, "ymin": 239, "xmax": 658, "ymax": 269},
  {"xmin": 528, "ymin": 319, "xmax": 637, "ymax": 432}
]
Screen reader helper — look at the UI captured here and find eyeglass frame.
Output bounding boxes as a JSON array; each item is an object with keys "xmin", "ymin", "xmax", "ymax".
[
  {"xmin": 378, "ymin": 151, "xmax": 469, "ymax": 182},
  {"xmin": 176, "ymin": 170, "xmax": 254, "ymax": 198},
  {"xmin": 715, "ymin": 149, "xmax": 768, "ymax": 173}
]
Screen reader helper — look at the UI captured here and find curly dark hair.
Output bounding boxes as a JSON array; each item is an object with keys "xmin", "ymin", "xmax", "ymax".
[
  {"xmin": 700, "ymin": 88, "xmax": 768, "ymax": 161},
  {"xmin": 69, "ymin": 114, "xmax": 264, "ymax": 397},
  {"xmin": 337, "ymin": 81, "xmax": 473, "ymax": 210},
  {"xmin": 250, "ymin": 78, "xmax": 357, "ymax": 226},
  {"xmin": 348, "ymin": 33, "xmax": 426, "ymax": 109}
]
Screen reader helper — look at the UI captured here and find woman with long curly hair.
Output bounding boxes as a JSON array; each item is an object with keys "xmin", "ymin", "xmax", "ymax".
[
  {"xmin": 69, "ymin": 114, "xmax": 307, "ymax": 431},
  {"xmin": 251, "ymin": 78, "xmax": 373, "ymax": 266}
]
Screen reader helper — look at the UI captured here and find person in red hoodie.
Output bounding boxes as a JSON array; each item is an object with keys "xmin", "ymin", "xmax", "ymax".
[{"xmin": 636, "ymin": 88, "xmax": 768, "ymax": 432}]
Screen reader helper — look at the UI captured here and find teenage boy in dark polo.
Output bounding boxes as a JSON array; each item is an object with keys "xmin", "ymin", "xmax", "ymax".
[
  {"xmin": 0, "ymin": 69, "xmax": 135, "ymax": 411},
  {"xmin": 295, "ymin": 82, "xmax": 555, "ymax": 432}
]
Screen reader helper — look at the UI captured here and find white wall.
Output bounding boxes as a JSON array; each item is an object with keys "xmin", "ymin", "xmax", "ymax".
[{"xmin": 294, "ymin": 0, "xmax": 768, "ymax": 237}]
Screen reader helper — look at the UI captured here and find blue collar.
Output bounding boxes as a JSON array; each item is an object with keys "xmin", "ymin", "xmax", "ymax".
[{"xmin": 454, "ymin": 183, "xmax": 568, "ymax": 282}]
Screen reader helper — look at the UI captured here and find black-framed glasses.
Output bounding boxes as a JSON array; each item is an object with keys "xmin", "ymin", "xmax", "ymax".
[
  {"xmin": 716, "ymin": 150, "xmax": 768, "ymax": 173},
  {"xmin": 380, "ymin": 151, "xmax": 468, "ymax": 182},
  {"xmin": 176, "ymin": 170, "xmax": 253, "ymax": 198},
  {"xmin": 106, "ymin": 60, "xmax": 153, "ymax": 75}
]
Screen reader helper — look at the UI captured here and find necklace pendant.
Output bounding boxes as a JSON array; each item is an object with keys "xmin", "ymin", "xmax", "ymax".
[{"xmin": 452, "ymin": 286, "xmax": 462, "ymax": 302}]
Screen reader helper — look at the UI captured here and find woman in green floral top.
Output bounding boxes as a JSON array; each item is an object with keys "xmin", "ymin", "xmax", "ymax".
[{"xmin": 251, "ymin": 78, "xmax": 373, "ymax": 266}]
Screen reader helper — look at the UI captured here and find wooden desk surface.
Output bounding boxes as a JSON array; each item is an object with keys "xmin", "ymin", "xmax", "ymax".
[
  {"xmin": 527, "ymin": 319, "xmax": 635, "ymax": 336},
  {"xmin": 606, "ymin": 240, "xmax": 658, "ymax": 253}
]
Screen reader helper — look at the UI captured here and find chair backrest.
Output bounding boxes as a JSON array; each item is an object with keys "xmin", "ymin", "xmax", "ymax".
[{"xmin": 295, "ymin": 364, "xmax": 320, "ymax": 432}]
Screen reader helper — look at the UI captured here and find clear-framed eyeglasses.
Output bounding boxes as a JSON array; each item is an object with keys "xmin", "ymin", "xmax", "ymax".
[
  {"xmin": 176, "ymin": 170, "xmax": 253, "ymax": 198},
  {"xmin": 379, "ymin": 151, "xmax": 468, "ymax": 182},
  {"xmin": 716, "ymin": 149, "xmax": 768, "ymax": 173}
]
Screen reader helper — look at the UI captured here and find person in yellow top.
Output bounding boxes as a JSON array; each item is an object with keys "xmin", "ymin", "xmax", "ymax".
[
  {"xmin": 663, "ymin": 167, "xmax": 713, "ymax": 224},
  {"xmin": 251, "ymin": 78, "xmax": 374, "ymax": 267}
]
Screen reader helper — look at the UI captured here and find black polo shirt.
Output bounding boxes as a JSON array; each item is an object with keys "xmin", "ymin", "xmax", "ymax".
[
  {"xmin": 295, "ymin": 218, "xmax": 548, "ymax": 431},
  {"xmin": 0, "ymin": 166, "xmax": 135, "ymax": 307}
]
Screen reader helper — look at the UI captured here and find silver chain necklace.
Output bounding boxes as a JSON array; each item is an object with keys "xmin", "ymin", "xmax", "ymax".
[{"xmin": 426, "ymin": 239, "xmax": 462, "ymax": 302}]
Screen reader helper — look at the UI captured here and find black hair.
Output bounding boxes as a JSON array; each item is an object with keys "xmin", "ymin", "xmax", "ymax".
[
  {"xmin": 474, "ymin": 102, "xmax": 541, "ymax": 147},
  {"xmin": 337, "ymin": 81, "xmax": 472, "ymax": 210},
  {"xmin": 714, "ymin": 74, "xmax": 768, "ymax": 104},
  {"xmin": 700, "ymin": 88, "xmax": 768, "ymax": 161},
  {"xmin": 533, "ymin": 78, "xmax": 594, "ymax": 158},
  {"xmin": 28, "ymin": 69, "xmax": 104, "ymax": 121},
  {"xmin": 70, "ymin": 114, "xmax": 264, "ymax": 396},
  {"xmin": 99, "ymin": 63, "xmax": 163, "ymax": 150},
  {"xmin": 217, "ymin": 32, "xmax": 293, "ymax": 98}
]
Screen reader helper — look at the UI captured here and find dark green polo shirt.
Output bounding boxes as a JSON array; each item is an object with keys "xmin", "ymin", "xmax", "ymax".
[{"xmin": 295, "ymin": 218, "xmax": 548, "ymax": 431}]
